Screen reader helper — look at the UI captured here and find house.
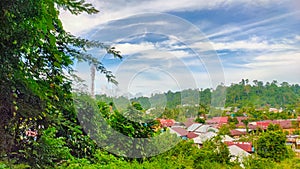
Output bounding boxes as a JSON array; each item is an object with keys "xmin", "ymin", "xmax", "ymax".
[
  {"xmin": 184, "ymin": 118, "xmax": 195, "ymax": 128},
  {"xmin": 228, "ymin": 145, "xmax": 250, "ymax": 167},
  {"xmin": 158, "ymin": 119, "xmax": 175, "ymax": 127},
  {"xmin": 248, "ymin": 121, "xmax": 270, "ymax": 130},
  {"xmin": 225, "ymin": 141, "xmax": 253, "ymax": 153},
  {"xmin": 187, "ymin": 123, "xmax": 202, "ymax": 132},
  {"xmin": 193, "ymin": 132, "xmax": 217, "ymax": 147},
  {"xmin": 272, "ymin": 120, "xmax": 292, "ymax": 128},
  {"xmin": 286, "ymin": 135, "xmax": 298, "ymax": 149},
  {"xmin": 187, "ymin": 132, "xmax": 199, "ymax": 139},
  {"xmin": 248, "ymin": 119, "xmax": 295, "ymax": 132},
  {"xmin": 169, "ymin": 127, "xmax": 188, "ymax": 139},
  {"xmin": 235, "ymin": 128, "xmax": 251, "ymax": 133},
  {"xmin": 172, "ymin": 121, "xmax": 186, "ymax": 128},
  {"xmin": 228, "ymin": 145, "xmax": 250, "ymax": 158},
  {"xmin": 186, "ymin": 123, "xmax": 219, "ymax": 134},
  {"xmin": 194, "ymin": 125, "xmax": 219, "ymax": 133},
  {"xmin": 206, "ymin": 116, "xmax": 228, "ymax": 126},
  {"xmin": 230, "ymin": 129, "xmax": 247, "ymax": 138}
]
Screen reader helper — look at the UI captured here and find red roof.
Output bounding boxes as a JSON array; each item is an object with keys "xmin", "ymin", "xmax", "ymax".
[
  {"xmin": 158, "ymin": 119, "xmax": 175, "ymax": 127},
  {"xmin": 171, "ymin": 127, "xmax": 188, "ymax": 136},
  {"xmin": 230, "ymin": 129, "xmax": 246, "ymax": 136},
  {"xmin": 248, "ymin": 120, "xmax": 293, "ymax": 130},
  {"xmin": 271, "ymin": 120, "xmax": 292, "ymax": 129},
  {"xmin": 187, "ymin": 132, "xmax": 198, "ymax": 139},
  {"xmin": 225, "ymin": 141, "xmax": 252, "ymax": 152},
  {"xmin": 256, "ymin": 121, "xmax": 270, "ymax": 128},
  {"xmin": 206, "ymin": 116, "xmax": 228, "ymax": 124}
]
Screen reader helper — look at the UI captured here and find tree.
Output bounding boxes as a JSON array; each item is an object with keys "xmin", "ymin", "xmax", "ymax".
[
  {"xmin": 195, "ymin": 117, "xmax": 205, "ymax": 124},
  {"xmin": 228, "ymin": 117, "xmax": 239, "ymax": 124},
  {"xmin": 256, "ymin": 126, "xmax": 289, "ymax": 162},
  {"xmin": 0, "ymin": 0, "xmax": 120, "ymax": 160},
  {"xmin": 194, "ymin": 135, "xmax": 230, "ymax": 166},
  {"xmin": 197, "ymin": 103, "xmax": 208, "ymax": 119},
  {"xmin": 97, "ymin": 101, "xmax": 161, "ymax": 158}
]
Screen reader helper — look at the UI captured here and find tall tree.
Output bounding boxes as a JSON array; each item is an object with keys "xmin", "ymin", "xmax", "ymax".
[{"xmin": 0, "ymin": 0, "xmax": 120, "ymax": 158}]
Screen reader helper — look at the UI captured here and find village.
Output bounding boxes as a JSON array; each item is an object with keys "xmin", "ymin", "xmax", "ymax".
[{"xmin": 157, "ymin": 109, "xmax": 300, "ymax": 163}]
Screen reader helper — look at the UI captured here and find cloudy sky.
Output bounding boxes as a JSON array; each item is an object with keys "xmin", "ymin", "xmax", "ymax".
[{"xmin": 60, "ymin": 0, "xmax": 300, "ymax": 97}]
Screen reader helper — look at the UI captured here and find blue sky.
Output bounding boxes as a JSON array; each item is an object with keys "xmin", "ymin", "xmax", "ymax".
[{"xmin": 60, "ymin": 0, "xmax": 300, "ymax": 97}]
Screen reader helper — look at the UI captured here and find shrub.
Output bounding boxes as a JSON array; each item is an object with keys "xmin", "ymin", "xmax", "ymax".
[{"xmin": 19, "ymin": 127, "xmax": 72, "ymax": 168}]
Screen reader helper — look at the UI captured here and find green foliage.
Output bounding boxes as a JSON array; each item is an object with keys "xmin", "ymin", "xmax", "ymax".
[
  {"xmin": 19, "ymin": 127, "xmax": 71, "ymax": 168},
  {"xmin": 292, "ymin": 129, "xmax": 300, "ymax": 135},
  {"xmin": 243, "ymin": 155, "xmax": 276, "ymax": 169},
  {"xmin": 0, "ymin": 0, "xmax": 120, "ymax": 162},
  {"xmin": 74, "ymin": 99, "xmax": 171, "ymax": 159},
  {"xmin": 243, "ymin": 155, "xmax": 300, "ymax": 169},
  {"xmin": 131, "ymin": 97, "xmax": 151, "ymax": 110},
  {"xmin": 226, "ymin": 79, "xmax": 300, "ymax": 108},
  {"xmin": 218, "ymin": 124, "xmax": 231, "ymax": 135},
  {"xmin": 255, "ymin": 128, "xmax": 289, "ymax": 162},
  {"xmin": 267, "ymin": 123, "xmax": 282, "ymax": 131},
  {"xmin": 96, "ymin": 79, "xmax": 300, "ymax": 121},
  {"xmin": 196, "ymin": 135, "xmax": 231, "ymax": 165},
  {"xmin": 195, "ymin": 117, "xmax": 205, "ymax": 123},
  {"xmin": 228, "ymin": 117, "xmax": 239, "ymax": 124},
  {"xmin": 0, "ymin": 161, "xmax": 30, "ymax": 169},
  {"xmin": 2, "ymin": 0, "xmax": 300, "ymax": 168}
]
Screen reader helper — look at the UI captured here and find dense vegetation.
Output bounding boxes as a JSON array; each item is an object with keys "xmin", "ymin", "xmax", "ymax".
[
  {"xmin": 126, "ymin": 79, "xmax": 300, "ymax": 109},
  {"xmin": 1, "ymin": 1, "xmax": 300, "ymax": 168},
  {"xmin": 97, "ymin": 80, "xmax": 300, "ymax": 121},
  {"xmin": 0, "ymin": 0, "xmax": 120, "ymax": 167}
]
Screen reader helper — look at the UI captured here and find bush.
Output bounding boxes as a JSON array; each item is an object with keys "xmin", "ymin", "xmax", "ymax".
[
  {"xmin": 20, "ymin": 127, "xmax": 72, "ymax": 168},
  {"xmin": 243, "ymin": 155, "xmax": 276, "ymax": 169},
  {"xmin": 255, "ymin": 129, "xmax": 289, "ymax": 162}
]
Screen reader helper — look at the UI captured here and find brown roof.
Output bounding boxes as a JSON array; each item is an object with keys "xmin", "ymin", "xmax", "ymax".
[
  {"xmin": 248, "ymin": 120, "xmax": 293, "ymax": 130},
  {"xmin": 271, "ymin": 120, "xmax": 292, "ymax": 129},
  {"xmin": 187, "ymin": 132, "xmax": 198, "ymax": 139},
  {"xmin": 184, "ymin": 118, "xmax": 195, "ymax": 128},
  {"xmin": 225, "ymin": 141, "xmax": 252, "ymax": 152},
  {"xmin": 230, "ymin": 129, "xmax": 246, "ymax": 136},
  {"xmin": 171, "ymin": 127, "xmax": 188, "ymax": 136}
]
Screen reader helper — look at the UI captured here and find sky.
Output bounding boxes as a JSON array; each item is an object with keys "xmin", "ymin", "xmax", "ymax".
[{"xmin": 59, "ymin": 0, "xmax": 300, "ymax": 97}]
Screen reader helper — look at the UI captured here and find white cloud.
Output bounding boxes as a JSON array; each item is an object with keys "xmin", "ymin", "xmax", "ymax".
[
  {"xmin": 114, "ymin": 42, "xmax": 156, "ymax": 56},
  {"xmin": 223, "ymin": 51, "xmax": 300, "ymax": 85},
  {"xmin": 211, "ymin": 40, "xmax": 296, "ymax": 51},
  {"xmin": 204, "ymin": 10, "xmax": 300, "ymax": 40},
  {"xmin": 59, "ymin": 0, "xmax": 285, "ymax": 36},
  {"xmin": 295, "ymin": 35, "xmax": 300, "ymax": 41}
]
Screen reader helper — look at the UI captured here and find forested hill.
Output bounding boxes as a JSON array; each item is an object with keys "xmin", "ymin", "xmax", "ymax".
[
  {"xmin": 224, "ymin": 80, "xmax": 300, "ymax": 108},
  {"xmin": 97, "ymin": 79, "xmax": 300, "ymax": 109}
]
